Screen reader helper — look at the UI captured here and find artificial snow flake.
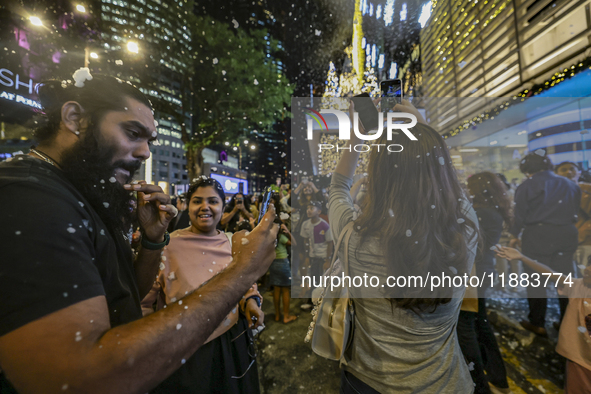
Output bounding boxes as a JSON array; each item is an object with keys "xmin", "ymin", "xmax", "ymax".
[
  {"xmin": 67, "ymin": 227, "xmax": 76, "ymax": 233},
  {"xmin": 103, "ymin": 202, "xmax": 110, "ymax": 208},
  {"xmin": 78, "ymin": 201, "xmax": 84, "ymax": 207},
  {"xmin": 438, "ymin": 157, "xmax": 445, "ymax": 165},
  {"xmin": 315, "ymin": 29, "xmax": 322, "ymax": 36},
  {"xmin": 279, "ymin": 212, "xmax": 290, "ymax": 220},
  {"xmin": 176, "ymin": 323, "xmax": 182, "ymax": 330},
  {"xmin": 75, "ymin": 331, "xmax": 82, "ymax": 341},
  {"xmin": 388, "ymin": 209, "xmax": 394, "ymax": 217},
  {"xmin": 232, "ymin": 19, "xmax": 239, "ymax": 28},
  {"xmin": 72, "ymin": 67, "xmax": 93, "ymax": 88},
  {"xmin": 109, "ymin": 177, "xmax": 117, "ymax": 183},
  {"xmin": 431, "ymin": 205, "xmax": 435, "ymax": 209},
  {"xmin": 15, "ymin": 231, "xmax": 21, "ymax": 235},
  {"xmin": 405, "ymin": 229, "xmax": 412, "ymax": 237},
  {"xmin": 253, "ymin": 79, "xmax": 259, "ymax": 85},
  {"xmin": 168, "ymin": 272, "xmax": 176, "ymax": 280},
  {"xmin": 578, "ymin": 326, "xmax": 587, "ymax": 334},
  {"xmin": 241, "ymin": 238, "xmax": 250, "ymax": 245},
  {"xmin": 159, "ymin": 262, "xmax": 165, "ymax": 271},
  {"xmin": 457, "ymin": 218, "xmax": 465, "ymax": 224},
  {"xmin": 212, "ymin": 58, "xmax": 218, "ymax": 64}
]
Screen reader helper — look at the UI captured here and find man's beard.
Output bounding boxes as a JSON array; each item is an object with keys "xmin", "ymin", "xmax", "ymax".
[{"xmin": 59, "ymin": 125, "xmax": 142, "ymax": 234}]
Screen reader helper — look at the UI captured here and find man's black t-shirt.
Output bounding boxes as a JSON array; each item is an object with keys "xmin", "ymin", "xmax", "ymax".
[{"xmin": 0, "ymin": 155, "xmax": 143, "ymax": 388}]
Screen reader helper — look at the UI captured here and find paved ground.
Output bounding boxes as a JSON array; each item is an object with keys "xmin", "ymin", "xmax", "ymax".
[{"xmin": 255, "ymin": 287, "xmax": 566, "ymax": 394}]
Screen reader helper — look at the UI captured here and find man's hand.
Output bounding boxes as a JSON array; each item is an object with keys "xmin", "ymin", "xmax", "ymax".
[
  {"xmin": 244, "ymin": 300, "xmax": 264, "ymax": 329},
  {"xmin": 230, "ymin": 204, "xmax": 280, "ymax": 279},
  {"xmin": 124, "ymin": 181, "xmax": 176, "ymax": 242}
]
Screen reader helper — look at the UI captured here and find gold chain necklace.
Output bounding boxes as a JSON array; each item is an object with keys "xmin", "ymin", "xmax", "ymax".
[{"xmin": 30, "ymin": 148, "xmax": 57, "ymax": 167}]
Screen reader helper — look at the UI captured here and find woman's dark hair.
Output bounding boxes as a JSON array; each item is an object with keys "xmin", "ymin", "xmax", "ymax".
[
  {"xmin": 186, "ymin": 177, "xmax": 225, "ymax": 206},
  {"xmin": 227, "ymin": 192, "xmax": 251, "ymax": 212},
  {"xmin": 354, "ymin": 123, "xmax": 478, "ymax": 311},
  {"xmin": 519, "ymin": 152, "xmax": 554, "ymax": 174},
  {"xmin": 35, "ymin": 75, "xmax": 152, "ymax": 144},
  {"xmin": 495, "ymin": 173, "xmax": 511, "ymax": 190},
  {"xmin": 467, "ymin": 172, "xmax": 513, "ymax": 227}
]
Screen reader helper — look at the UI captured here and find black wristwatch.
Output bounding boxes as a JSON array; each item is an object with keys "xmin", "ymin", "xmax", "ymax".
[{"xmin": 141, "ymin": 231, "xmax": 170, "ymax": 250}]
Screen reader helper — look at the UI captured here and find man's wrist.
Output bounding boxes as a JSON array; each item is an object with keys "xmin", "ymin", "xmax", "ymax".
[{"xmin": 141, "ymin": 231, "xmax": 170, "ymax": 250}]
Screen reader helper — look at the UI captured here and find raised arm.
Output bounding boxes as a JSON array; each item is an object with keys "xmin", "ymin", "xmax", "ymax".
[
  {"xmin": 495, "ymin": 246, "xmax": 566, "ymax": 287},
  {"xmin": 220, "ymin": 206, "xmax": 239, "ymax": 226},
  {"xmin": 0, "ymin": 208, "xmax": 279, "ymax": 394}
]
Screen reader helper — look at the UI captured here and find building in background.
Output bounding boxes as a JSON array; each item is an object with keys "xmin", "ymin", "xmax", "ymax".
[
  {"xmin": 420, "ymin": 0, "xmax": 591, "ymax": 178},
  {"xmin": 0, "ymin": 0, "xmax": 102, "ymax": 158},
  {"xmin": 98, "ymin": 0, "xmax": 194, "ymax": 195}
]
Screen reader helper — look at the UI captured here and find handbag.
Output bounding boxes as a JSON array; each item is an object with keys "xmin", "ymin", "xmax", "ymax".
[{"xmin": 304, "ymin": 221, "xmax": 355, "ymax": 361}]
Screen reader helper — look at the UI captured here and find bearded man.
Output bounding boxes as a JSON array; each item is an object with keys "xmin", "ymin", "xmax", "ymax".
[{"xmin": 0, "ymin": 72, "xmax": 278, "ymax": 393}]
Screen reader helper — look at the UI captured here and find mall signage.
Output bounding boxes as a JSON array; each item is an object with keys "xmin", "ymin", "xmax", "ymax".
[{"xmin": 0, "ymin": 68, "xmax": 41, "ymax": 109}]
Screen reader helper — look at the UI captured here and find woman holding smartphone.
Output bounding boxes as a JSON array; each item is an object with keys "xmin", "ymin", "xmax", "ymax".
[
  {"xmin": 141, "ymin": 177, "xmax": 263, "ymax": 393},
  {"xmin": 330, "ymin": 99, "xmax": 479, "ymax": 393},
  {"xmin": 221, "ymin": 192, "xmax": 254, "ymax": 232}
]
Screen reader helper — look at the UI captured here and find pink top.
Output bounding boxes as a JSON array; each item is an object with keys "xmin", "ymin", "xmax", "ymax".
[
  {"xmin": 141, "ymin": 228, "xmax": 260, "ymax": 343},
  {"xmin": 556, "ymin": 279, "xmax": 591, "ymax": 371}
]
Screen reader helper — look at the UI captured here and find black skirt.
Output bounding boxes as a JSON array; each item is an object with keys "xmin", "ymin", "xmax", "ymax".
[{"xmin": 152, "ymin": 316, "xmax": 260, "ymax": 394}]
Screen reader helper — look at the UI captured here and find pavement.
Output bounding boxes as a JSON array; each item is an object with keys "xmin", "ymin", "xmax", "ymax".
[{"xmin": 255, "ymin": 286, "xmax": 567, "ymax": 394}]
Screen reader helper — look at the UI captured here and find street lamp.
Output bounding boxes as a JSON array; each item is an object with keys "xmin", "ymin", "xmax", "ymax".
[
  {"xmin": 29, "ymin": 16, "xmax": 43, "ymax": 26},
  {"xmin": 250, "ymin": 145, "xmax": 256, "ymax": 150},
  {"xmin": 83, "ymin": 47, "xmax": 97, "ymax": 68},
  {"xmin": 127, "ymin": 41, "xmax": 139, "ymax": 54},
  {"xmin": 76, "ymin": 4, "xmax": 86, "ymax": 12}
]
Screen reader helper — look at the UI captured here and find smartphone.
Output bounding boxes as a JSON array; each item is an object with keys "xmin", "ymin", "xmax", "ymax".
[
  {"xmin": 351, "ymin": 93, "xmax": 380, "ymax": 132},
  {"xmin": 257, "ymin": 187, "xmax": 274, "ymax": 223},
  {"xmin": 380, "ymin": 79, "xmax": 403, "ymax": 112}
]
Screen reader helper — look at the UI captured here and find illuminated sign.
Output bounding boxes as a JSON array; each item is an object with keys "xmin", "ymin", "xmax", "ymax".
[
  {"xmin": 0, "ymin": 69, "xmax": 36, "ymax": 94},
  {"xmin": 210, "ymin": 173, "xmax": 248, "ymax": 195},
  {"xmin": 0, "ymin": 91, "xmax": 41, "ymax": 109},
  {"xmin": 0, "ymin": 68, "xmax": 41, "ymax": 109}
]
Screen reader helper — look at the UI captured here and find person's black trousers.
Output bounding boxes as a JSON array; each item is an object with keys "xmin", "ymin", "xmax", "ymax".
[
  {"xmin": 521, "ymin": 223, "xmax": 578, "ymax": 328},
  {"xmin": 457, "ymin": 298, "xmax": 509, "ymax": 393}
]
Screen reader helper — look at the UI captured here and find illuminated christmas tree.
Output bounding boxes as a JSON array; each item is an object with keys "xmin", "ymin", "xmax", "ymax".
[
  {"xmin": 323, "ymin": 61, "xmax": 341, "ymax": 97},
  {"xmin": 362, "ymin": 67, "xmax": 380, "ymax": 97}
]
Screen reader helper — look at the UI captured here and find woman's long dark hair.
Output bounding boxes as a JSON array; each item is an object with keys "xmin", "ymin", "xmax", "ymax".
[
  {"xmin": 467, "ymin": 172, "xmax": 513, "ymax": 228},
  {"xmin": 226, "ymin": 193, "xmax": 251, "ymax": 212},
  {"xmin": 354, "ymin": 123, "xmax": 478, "ymax": 311}
]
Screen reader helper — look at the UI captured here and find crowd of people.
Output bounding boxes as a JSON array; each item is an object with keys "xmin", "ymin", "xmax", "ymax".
[{"xmin": 0, "ymin": 70, "xmax": 590, "ymax": 394}]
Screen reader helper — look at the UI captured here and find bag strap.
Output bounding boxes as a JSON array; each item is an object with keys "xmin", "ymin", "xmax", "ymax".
[
  {"xmin": 327, "ymin": 222, "xmax": 355, "ymax": 276},
  {"xmin": 342, "ymin": 224, "xmax": 354, "ymax": 278}
]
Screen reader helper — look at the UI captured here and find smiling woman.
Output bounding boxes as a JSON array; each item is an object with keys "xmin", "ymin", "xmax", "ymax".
[{"xmin": 141, "ymin": 177, "xmax": 264, "ymax": 393}]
